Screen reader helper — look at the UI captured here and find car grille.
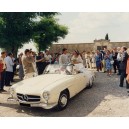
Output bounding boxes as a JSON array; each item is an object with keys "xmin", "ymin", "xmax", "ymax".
[{"xmin": 17, "ymin": 93, "xmax": 40, "ymax": 102}]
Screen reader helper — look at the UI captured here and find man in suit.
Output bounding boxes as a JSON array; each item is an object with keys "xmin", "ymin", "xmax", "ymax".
[
  {"xmin": 117, "ymin": 47, "xmax": 122, "ymax": 75},
  {"xmin": 36, "ymin": 52, "xmax": 45, "ymax": 75},
  {"xmin": 119, "ymin": 46, "xmax": 128, "ymax": 88}
]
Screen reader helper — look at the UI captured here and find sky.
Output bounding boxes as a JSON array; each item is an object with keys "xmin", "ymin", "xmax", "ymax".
[
  {"xmin": 17, "ymin": 12, "xmax": 129, "ymax": 53},
  {"xmin": 56, "ymin": 12, "xmax": 129, "ymax": 43}
]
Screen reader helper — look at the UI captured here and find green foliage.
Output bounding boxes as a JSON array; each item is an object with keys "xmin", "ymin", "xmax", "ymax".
[
  {"xmin": 0, "ymin": 12, "xmax": 67, "ymax": 56},
  {"xmin": 33, "ymin": 17, "xmax": 68, "ymax": 52},
  {"xmin": 0, "ymin": 12, "xmax": 36, "ymax": 54},
  {"xmin": 105, "ymin": 33, "xmax": 109, "ymax": 40}
]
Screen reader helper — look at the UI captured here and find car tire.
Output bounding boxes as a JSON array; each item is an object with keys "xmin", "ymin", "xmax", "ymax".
[
  {"xmin": 57, "ymin": 90, "xmax": 69, "ymax": 111},
  {"xmin": 87, "ymin": 80, "xmax": 93, "ymax": 89}
]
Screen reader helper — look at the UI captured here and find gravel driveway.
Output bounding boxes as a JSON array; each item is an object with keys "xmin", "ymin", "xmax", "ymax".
[{"xmin": 0, "ymin": 72, "xmax": 129, "ymax": 117}]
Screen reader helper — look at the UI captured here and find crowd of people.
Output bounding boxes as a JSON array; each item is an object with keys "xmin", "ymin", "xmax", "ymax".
[
  {"xmin": 0, "ymin": 46, "xmax": 129, "ymax": 93},
  {"xmin": 59, "ymin": 47, "xmax": 129, "ymax": 89},
  {"xmin": 0, "ymin": 49, "xmax": 53, "ymax": 92}
]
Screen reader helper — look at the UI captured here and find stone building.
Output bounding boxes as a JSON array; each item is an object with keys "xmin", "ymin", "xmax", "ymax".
[{"xmin": 49, "ymin": 39, "xmax": 129, "ymax": 53}]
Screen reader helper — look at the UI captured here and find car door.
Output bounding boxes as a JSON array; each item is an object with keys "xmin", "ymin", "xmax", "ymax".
[
  {"xmin": 75, "ymin": 73, "xmax": 88, "ymax": 91},
  {"xmin": 68, "ymin": 73, "xmax": 88, "ymax": 97}
]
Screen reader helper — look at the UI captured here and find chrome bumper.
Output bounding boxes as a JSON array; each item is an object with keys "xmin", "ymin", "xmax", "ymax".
[
  {"xmin": 31, "ymin": 103, "xmax": 57, "ymax": 109},
  {"xmin": 7, "ymin": 97, "xmax": 57, "ymax": 109},
  {"xmin": 7, "ymin": 97, "xmax": 19, "ymax": 104}
]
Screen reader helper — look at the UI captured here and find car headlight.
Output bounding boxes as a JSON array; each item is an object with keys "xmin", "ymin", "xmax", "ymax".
[{"xmin": 43, "ymin": 91, "xmax": 50, "ymax": 100}]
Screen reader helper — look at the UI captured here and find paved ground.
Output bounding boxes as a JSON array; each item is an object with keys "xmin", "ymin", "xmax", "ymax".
[{"xmin": 0, "ymin": 72, "xmax": 129, "ymax": 117}]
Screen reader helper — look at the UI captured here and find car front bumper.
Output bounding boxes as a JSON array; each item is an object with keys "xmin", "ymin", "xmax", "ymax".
[{"xmin": 7, "ymin": 97, "xmax": 57, "ymax": 109}]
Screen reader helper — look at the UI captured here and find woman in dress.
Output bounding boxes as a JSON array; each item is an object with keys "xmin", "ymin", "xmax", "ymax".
[
  {"xmin": 71, "ymin": 50, "xmax": 83, "ymax": 64},
  {"xmin": 90, "ymin": 52, "xmax": 96, "ymax": 69},
  {"xmin": 70, "ymin": 50, "xmax": 84, "ymax": 73},
  {"xmin": 104, "ymin": 50, "xmax": 113, "ymax": 76},
  {"xmin": 95, "ymin": 50, "xmax": 102, "ymax": 72}
]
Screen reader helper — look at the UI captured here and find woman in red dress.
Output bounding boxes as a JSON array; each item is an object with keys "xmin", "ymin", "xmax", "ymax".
[{"xmin": 0, "ymin": 58, "xmax": 4, "ymax": 85}]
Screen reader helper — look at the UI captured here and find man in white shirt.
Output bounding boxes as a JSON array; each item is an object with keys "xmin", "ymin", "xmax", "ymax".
[
  {"xmin": 44, "ymin": 50, "xmax": 52, "ymax": 69},
  {"xmin": 59, "ymin": 48, "xmax": 69, "ymax": 65},
  {"xmin": 44, "ymin": 50, "xmax": 52, "ymax": 63},
  {"xmin": 4, "ymin": 53, "xmax": 14, "ymax": 86}
]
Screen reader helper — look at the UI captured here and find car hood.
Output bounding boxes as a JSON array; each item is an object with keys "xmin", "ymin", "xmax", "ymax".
[{"xmin": 12, "ymin": 74, "xmax": 72, "ymax": 94}]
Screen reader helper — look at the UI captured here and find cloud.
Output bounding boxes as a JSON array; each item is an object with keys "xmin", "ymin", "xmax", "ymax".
[{"xmin": 57, "ymin": 12, "xmax": 129, "ymax": 43}]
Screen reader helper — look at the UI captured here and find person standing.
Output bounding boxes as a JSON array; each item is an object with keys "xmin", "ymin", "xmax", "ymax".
[
  {"xmin": 11, "ymin": 54, "xmax": 17, "ymax": 82},
  {"xmin": 86, "ymin": 52, "xmax": 91, "ymax": 68},
  {"xmin": 117, "ymin": 47, "xmax": 122, "ymax": 75},
  {"xmin": 54, "ymin": 53, "xmax": 60, "ymax": 64},
  {"xmin": 31, "ymin": 51, "xmax": 38, "ymax": 76},
  {"xmin": 104, "ymin": 50, "xmax": 113, "ymax": 76},
  {"xmin": 119, "ymin": 46, "xmax": 128, "ymax": 87},
  {"xmin": 82, "ymin": 51, "xmax": 86, "ymax": 67},
  {"xmin": 112, "ymin": 48, "xmax": 118, "ymax": 74},
  {"xmin": 0, "ymin": 51, "xmax": 6, "ymax": 91},
  {"xmin": 102, "ymin": 48, "xmax": 107, "ymax": 73},
  {"xmin": 4, "ymin": 53, "xmax": 14, "ymax": 86},
  {"xmin": 126, "ymin": 48, "xmax": 129, "ymax": 89},
  {"xmin": 95, "ymin": 50, "xmax": 102, "ymax": 72},
  {"xmin": 18, "ymin": 53, "xmax": 24, "ymax": 80},
  {"xmin": 44, "ymin": 50, "xmax": 52, "ymax": 66},
  {"xmin": 90, "ymin": 52, "xmax": 96, "ymax": 69},
  {"xmin": 36, "ymin": 52, "xmax": 45, "ymax": 75},
  {"xmin": 59, "ymin": 48, "xmax": 69, "ymax": 65},
  {"xmin": 0, "ymin": 58, "xmax": 4, "ymax": 92},
  {"xmin": 22, "ymin": 49, "xmax": 35, "ymax": 79},
  {"xmin": 84, "ymin": 52, "xmax": 88, "ymax": 68}
]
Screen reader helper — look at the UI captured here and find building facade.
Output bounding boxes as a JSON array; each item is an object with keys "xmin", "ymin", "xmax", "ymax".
[{"xmin": 50, "ymin": 39, "xmax": 129, "ymax": 53}]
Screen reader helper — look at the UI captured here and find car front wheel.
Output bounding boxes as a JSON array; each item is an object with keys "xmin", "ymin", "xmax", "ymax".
[
  {"xmin": 87, "ymin": 80, "xmax": 93, "ymax": 89},
  {"xmin": 57, "ymin": 91, "xmax": 69, "ymax": 111}
]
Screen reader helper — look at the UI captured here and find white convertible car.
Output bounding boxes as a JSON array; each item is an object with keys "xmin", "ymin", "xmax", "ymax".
[{"xmin": 8, "ymin": 64, "xmax": 95, "ymax": 110}]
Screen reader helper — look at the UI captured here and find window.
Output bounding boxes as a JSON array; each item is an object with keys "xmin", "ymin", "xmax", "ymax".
[{"xmin": 97, "ymin": 46, "xmax": 107, "ymax": 50}]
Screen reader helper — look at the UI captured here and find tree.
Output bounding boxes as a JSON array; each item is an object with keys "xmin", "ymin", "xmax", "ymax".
[
  {"xmin": 0, "ymin": 12, "xmax": 59, "ymax": 57},
  {"xmin": 33, "ymin": 17, "xmax": 68, "ymax": 52},
  {"xmin": 105, "ymin": 33, "xmax": 109, "ymax": 40}
]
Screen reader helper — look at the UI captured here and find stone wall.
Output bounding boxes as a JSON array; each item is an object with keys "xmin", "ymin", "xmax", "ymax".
[
  {"xmin": 50, "ymin": 40, "xmax": 129, "ymax": 53},
  {"xmin": 50, "ymin": 43, "xmax": 94, "ymax": 53},
  {"xmin": 110, "ymin": 42, "xmax": 129, "ymax": 48}
]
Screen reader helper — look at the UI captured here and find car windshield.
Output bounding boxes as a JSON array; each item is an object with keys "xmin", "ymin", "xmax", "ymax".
[{"xmin": 44, "ymin": 64, "xmax": 74, "ymax": 75}]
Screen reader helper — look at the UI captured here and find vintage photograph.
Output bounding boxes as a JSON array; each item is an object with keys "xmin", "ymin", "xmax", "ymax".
[{"xmin": 0, "ymin": 12, "xmax": 129, "ymax": 117}]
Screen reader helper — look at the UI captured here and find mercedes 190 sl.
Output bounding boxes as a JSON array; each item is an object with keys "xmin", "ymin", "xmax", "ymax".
[{"xmin": 8, "ymin": 64, "xmax": 95, "ymax": 110}]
